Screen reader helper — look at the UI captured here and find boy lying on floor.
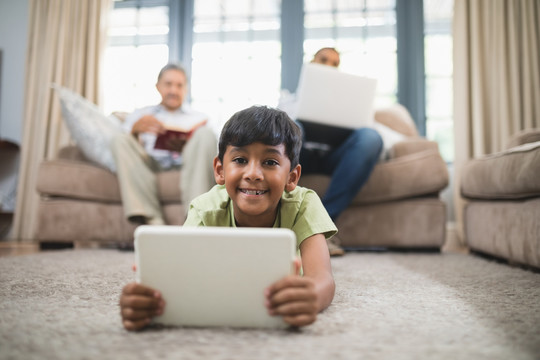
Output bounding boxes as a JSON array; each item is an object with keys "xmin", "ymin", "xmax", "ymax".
[{"xmin": 119, "ymin": 105, "xmax": 337, "ymax": 331}]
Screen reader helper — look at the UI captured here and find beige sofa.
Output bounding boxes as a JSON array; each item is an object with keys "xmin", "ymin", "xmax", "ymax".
[
  {"xmin": 35, "ymin": 105, "xmax": 449, "ymax": 249},
  {"xmin": 460, "ymin": 128, "xmax": 540, "ymax": 269}
]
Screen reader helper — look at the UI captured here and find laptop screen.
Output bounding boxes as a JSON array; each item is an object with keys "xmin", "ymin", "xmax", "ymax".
[{"xmin": 295, "ymin": 63, "xmax": 377, "ymax": 130}]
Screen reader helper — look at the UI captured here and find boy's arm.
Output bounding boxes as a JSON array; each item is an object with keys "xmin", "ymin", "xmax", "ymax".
[
  {"xmin": 298, "ymin": 233, "xmax": 335, "ymax": 311},
  {"xmin": 265, "ymin": 233, "xmax": 335, "ymax": 327}
]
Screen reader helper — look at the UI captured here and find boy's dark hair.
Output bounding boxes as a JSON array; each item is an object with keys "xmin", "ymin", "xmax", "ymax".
[{"xmin": 218, "ymin": 106, "xmax": 302, "ymax": 169}]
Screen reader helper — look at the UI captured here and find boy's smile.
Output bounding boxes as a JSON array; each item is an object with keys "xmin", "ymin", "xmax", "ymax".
[
  {"xmin": 239, "ymin": 189, "xmax": 268, "ymax": 195},
  {"xmin": 214, "ymin": 142, "xmax": 301, "ymax": 228}
]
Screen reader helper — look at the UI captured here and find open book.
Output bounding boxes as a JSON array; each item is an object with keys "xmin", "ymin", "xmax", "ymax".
[{"xmin": 154, "ymin": 118, "xmax": 207, "ymax": 151}]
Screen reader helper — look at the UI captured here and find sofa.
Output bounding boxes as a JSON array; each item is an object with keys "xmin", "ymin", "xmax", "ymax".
[
  {"xmin": 460, "ymin": 128, "xmax": 540, "ymax": 269},
  {"xmin": 35, "ymin": 104, "xmax": 449, "ymax": 249}
]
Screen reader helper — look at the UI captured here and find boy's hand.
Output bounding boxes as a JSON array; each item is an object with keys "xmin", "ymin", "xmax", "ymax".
[
  {"xmin": 264, "ymin": 258, "xmax": 319, "ymax": 327},
  {"xmin": 119, "ymin": 282, "xmax": 165, "ymax": 331}
]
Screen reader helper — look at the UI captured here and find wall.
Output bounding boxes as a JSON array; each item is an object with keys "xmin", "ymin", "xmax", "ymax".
[{"xmin": 0, "ymin": 0, "xmax": 29, "ymax": 145}]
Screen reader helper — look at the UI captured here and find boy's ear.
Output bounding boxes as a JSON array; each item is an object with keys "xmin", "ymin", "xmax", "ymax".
[
  {"xmin": 285, "ymin": 164, "xmax": 301, "ymax": 192},
  {"xmin": 213, "ymin": 156, "xmax": 225, "ymax": 185}
]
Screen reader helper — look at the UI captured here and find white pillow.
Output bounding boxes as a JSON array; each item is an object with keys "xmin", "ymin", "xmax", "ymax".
[
  {"xmin": 373, "ymin": 121, "xmax": 408, "ymax": 161},
  {"xmin": 52, "ymin": 84, "xmax": 121, "ymax": 172}
]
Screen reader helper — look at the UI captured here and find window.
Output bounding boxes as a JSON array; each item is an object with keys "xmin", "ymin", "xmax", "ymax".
[
  {"xmin": 101, "ymin": 1, "xmax": 170, "ymax": 115},
  {"xmin": 424, "ymin": 0, "xmax": 454, "ymax": 162},
  {"xmin": 102, "ymin": 0, "xmax": 454, "ymax": 161},
  {"xmin": 190, "ymin": 0, "xmax": 282, "ymax": 128},
  {"xmin": 304, "ymin": 0, "xmax": 397, "ymax": 108}
]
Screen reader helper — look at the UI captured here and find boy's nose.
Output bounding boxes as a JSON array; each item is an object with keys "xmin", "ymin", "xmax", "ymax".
[{"xmin": 244, "ymin": 163, "xmax": 263, "ymax": 181}]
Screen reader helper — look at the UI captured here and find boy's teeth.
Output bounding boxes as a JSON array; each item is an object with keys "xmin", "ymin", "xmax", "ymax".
[{"xmin": 243, "ymin": 189, "xmax": 265, "ymax": 195}]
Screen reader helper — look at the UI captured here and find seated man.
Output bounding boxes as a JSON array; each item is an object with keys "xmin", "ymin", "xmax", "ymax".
[
  {"xmin": 279, "ymin": 48, "xmax": 383, "ymax": 256},
  {"xmin": 111, "ymin": 63, "xmax": 217, "ymax": 226}
]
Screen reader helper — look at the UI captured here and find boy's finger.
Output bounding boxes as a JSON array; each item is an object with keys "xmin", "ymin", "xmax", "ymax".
[
  {"xmin": 282, "ymin": 313, "xmax": 317, "ymax": 327},
  {"xmin": 122, "ymin": 283, "xmax": 160, "ymax": 298},
  {"xmin": 268, "ymin": 286, "xmax": 316, "ymax": 308},
  {"xmin": 121, "ymin": 304, "xmax": 163, "ymax": 320},
  {"xmin": 120, "ymin": 295, "xmax": 164, "ymax": 310},
  {"xmin": 269, "ymin": 299, "xmax": 316, "ymax": 316},
  {"xmin": 121, "ymin": 307, "xmax": 152, "ymax": 321},
  {"xmin": 266, "ymin": 276, "xmax": 312, "ymax": 297},
  {"xmin": 123, "ymin": 318, "xmax": 152, "ymax": 331},
  {"xmin": 293, "ymin": 257, "xmax": 302, "ymax": 275}
]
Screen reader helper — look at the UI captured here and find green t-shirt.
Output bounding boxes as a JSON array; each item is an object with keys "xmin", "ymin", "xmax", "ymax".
[{"xmin": 184, "ymin": 184, "xmax": 337, "ymax": 250}]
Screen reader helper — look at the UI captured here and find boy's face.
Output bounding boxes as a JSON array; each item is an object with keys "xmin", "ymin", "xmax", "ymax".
[{"xmin": 214, "ymin": 142, "xmax": 301, "ymax": 227}]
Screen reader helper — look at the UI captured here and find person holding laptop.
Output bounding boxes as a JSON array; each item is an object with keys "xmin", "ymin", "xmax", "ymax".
[
  {"xmin": 120, "ymin": 106, "xmax": 337, "ymax": 331},
  {"xmin": 278, "ymin": 47, "xmax": 383, "ymax": 256}
]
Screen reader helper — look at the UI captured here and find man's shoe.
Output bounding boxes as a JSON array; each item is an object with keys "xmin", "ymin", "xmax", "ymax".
[
  {"xmin": 117, "ymin": 241, "xmax": 134, "ymax": 251},
  {"xmin": 128, "ymin": 215, "xmax": 147, "ymax": 225},
  {"xmin": 127, "ymin": 215, "xmax": 165, "ymax": 226},
  {"xmin": 327, "ymin": 236, "xmax": 345, "ymax": 257}
]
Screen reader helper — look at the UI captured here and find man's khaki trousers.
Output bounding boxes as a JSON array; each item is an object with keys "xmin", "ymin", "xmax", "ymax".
[{"xmin": 111, "ymin": 127, "xmax": 217, "ymax": 224}]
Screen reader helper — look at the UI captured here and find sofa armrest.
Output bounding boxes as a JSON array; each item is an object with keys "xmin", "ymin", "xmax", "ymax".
[
  {"xmin": 57, "ymin": 145, "xmax": 89, "ymax": 162},
  {"xmin": 390, "ymin": 139, "xmax": 440, "ymax": 158},
  {"xmin": 506, "ymin": 128, "xmax": 540, "ymax": 149},
  {"xmin": 461, "ymin": 140, "xmax": 540, "ymax": 200},
  {"xmin": 37, "ymin": 159, "xmax": 122, "ymax": 202}
]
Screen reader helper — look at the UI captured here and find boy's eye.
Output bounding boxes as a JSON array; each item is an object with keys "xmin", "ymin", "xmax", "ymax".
[
  {"xmin": 232, "ymin": 157, "xmax": 247, "ymax": 164},
  {"xmin": 264, "ymin": 159, "xmax": 279, "ymax": 166}
]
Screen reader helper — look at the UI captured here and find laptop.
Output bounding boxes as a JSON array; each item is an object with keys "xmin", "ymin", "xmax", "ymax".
[
  {"xmin": 134, "ymin": 225, "xmax": 296, "ymax": 329},
  {"xmin": 295, "ymin": 63, "xmax": 378, "ymax": 147}
]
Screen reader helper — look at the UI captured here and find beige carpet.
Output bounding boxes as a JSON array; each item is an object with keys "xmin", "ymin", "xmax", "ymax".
[{"xmin": 0, "ymin": 249, "xmax": 539, "ymax": 360}]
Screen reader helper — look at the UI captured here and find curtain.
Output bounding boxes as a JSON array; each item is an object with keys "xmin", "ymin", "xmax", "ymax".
[
  {"xmin": 453, "ymin": 0, "xmax": 540, "ymax": 244},
  {"xmin": 12, "ymin": 0, "xmax": 112, "ymax": 241}
]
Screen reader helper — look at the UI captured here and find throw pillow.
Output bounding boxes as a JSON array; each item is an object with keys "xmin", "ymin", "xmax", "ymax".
[
  {"xmin": 373, "ymin": 121, "xmax": 407, "ymax": 161},
  {"xmin": 52, "ymin": 84, "xmax": 122, "ymax": 172},
  {"xmin": 374, "ymin": 104, "xmax": 419, "ymax": 137}
]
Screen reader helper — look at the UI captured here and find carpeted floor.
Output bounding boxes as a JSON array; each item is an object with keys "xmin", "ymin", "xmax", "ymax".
[{"xmin": 0, "ymin": 249, "xmax": 539, "ymax": 360}]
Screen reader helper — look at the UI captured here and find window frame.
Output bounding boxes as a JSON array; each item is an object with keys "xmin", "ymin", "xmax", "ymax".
[{"xmin": 112, "ymin": 0, "xmax": 434, "ymax": 136}]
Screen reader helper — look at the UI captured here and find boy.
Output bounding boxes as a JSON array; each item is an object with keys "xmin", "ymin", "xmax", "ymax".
[{"xmin": 120, "ymin": 106, "xmax": 337, "ymax": 331}]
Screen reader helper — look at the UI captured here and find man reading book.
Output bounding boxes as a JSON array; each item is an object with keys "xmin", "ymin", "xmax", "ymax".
[{"xmin": 111, "ymin": 63, "xmax": 217, "ymax": 227}]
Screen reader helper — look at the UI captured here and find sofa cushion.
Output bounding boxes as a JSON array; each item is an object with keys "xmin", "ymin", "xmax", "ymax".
[
  {"xmin": 461, "ymin": 140, "xmax": 540, "ymax": 200},
  {"xmin": 157, "ymin": 170, "xmax": 182, "ymax": 203},
  {"xmin": 299, "ymin": 148, "xmax": 448, "ymax": 204},
  {"xmin": 391, "ymin": 139, "xmax": 440, "ymax": 158},
  {"xmin": 336, "ymin": 197, "xmax": 446, "ymax": 248},
  {"xmin": 37, "ymin": 160, "xmax": 122, "ymax": 202},
  {"xmin": 53, "ymin": 84, "xmax": 122, "ymax": 172},
  {"xmin": 35, "ymin": 198, "xmax": 184, "ymax": 242},
  {"xmin": 37, "ymin": 159, "xmax": 181, "ymax": 204},
  {"xmin": 464, "ymin": 198, "xmax": 540, "ymax": 269},
  {"xmin": 35, "ymin": 199, "xmax": 135, "ymax": 242}
]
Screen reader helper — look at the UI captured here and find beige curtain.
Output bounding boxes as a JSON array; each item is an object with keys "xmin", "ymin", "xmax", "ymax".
[
  {"xmin": 453, "ymin": 0, "xmax": 540, "ymax": 243},
  {"xmin": 12, "ymin": 0, "xmax": 112, "ymax": 241}
]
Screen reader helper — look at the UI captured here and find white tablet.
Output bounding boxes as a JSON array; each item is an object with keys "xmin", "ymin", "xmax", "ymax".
[{"xmin": 134, "ymin": 225, "xmax": 297, "ymax": 329}]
